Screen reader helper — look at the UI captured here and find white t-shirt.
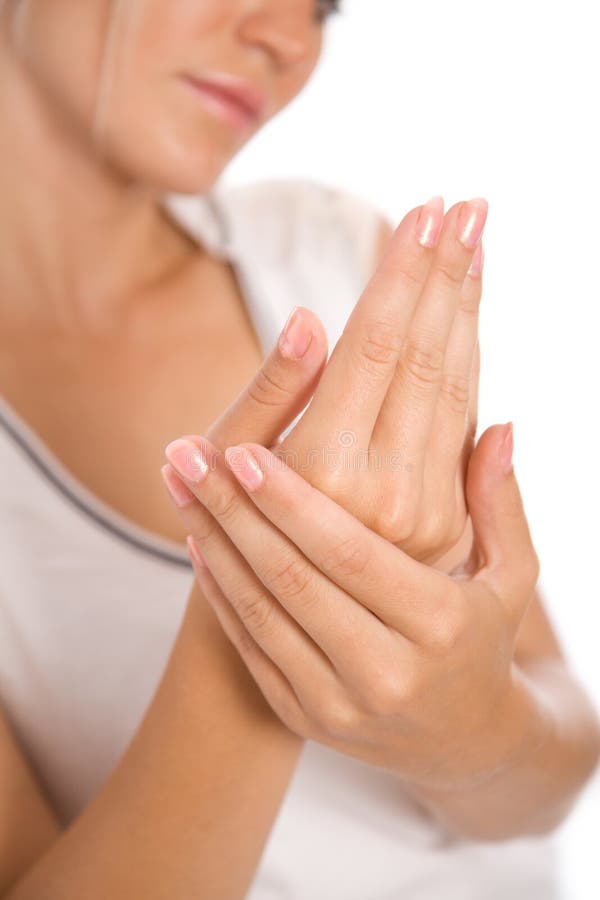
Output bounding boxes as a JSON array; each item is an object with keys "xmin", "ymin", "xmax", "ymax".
[{"xmin": 0, "ymin": 178, "xmax": 560, "ymax": 898}]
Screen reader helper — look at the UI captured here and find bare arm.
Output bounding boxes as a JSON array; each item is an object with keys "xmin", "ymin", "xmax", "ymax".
[
  {"xmin": 400, "ymin": 344, "xmax": 600, "ymax": 838},
  {"xmin": 0, "ymin": 709, "xmax": 60, "ymax": 895},
  {"xmin": 2, "ymin": 584, "xmax": 302, "ymax": 900},
  {"xmin": 405, "ymin": 583, "xmax": 600, "ymax": 840},
  {"xmin": 0, "ymin": 330, "xmax": 330, "ymax": 899}
]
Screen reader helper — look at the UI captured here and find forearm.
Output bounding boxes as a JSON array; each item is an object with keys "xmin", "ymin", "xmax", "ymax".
[
  {"xmin": 0, "ymin": 711, "xmax": 60, "ymax": 894},
  {"xmin": 404, "ymin": 659, "xmax": 600, "ymax": 841},
  {"xmin": 5, "ymin": 582, "xmax": 302, "ymax": 900}
]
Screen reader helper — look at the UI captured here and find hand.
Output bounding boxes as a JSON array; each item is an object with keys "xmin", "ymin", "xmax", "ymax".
[
  {"xmin": 162, "ymin": 422, "xmax": 545, "ymax": 793},
  {"xmin": 273, "ymin": 197, "xmax": 486, "ymax": 569}
]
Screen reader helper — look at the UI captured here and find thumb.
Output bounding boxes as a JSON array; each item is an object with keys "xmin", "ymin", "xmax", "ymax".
[
  {"xmin": 207, "ymin": 306, "xmax": 328, "ymax": 449},
  {"xmin": 466, "ymin": 422, "xmax": 540, "ymax": 611}
]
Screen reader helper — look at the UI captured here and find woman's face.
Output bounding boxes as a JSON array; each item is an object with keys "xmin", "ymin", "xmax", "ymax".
[{"xmin": 5, "ymin": 0, "xmax": 332, "ymax": 193}]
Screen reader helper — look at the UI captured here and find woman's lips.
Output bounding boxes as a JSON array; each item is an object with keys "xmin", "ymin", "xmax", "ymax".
[{"xmin": 180, "ymin": 75, "xmax": 261, "ymax": 134}]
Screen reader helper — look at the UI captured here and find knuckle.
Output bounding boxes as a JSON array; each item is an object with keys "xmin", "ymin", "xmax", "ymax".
[
  {"xmin": 439, "ymin": 372, "xmax": 471, "ymax": 414},
  {"xmin": 374, "ymin": 493, "xmax": 419, "ymax": 543},
  {"xmin": 321, "ymin": 699, "xmax": 360, "ymax": 738},
  {"xmin": 321, "ymin": 534, "xmax": 371, "ymax": 579},
  {"xmin": 391, "ymin": 264, "xmax": 425, "ymax": 293},
  {"xmin": 416, "ymin": 505, "xmax": 456, "ymax": 556},
  {"xmin": 304, "ymin": 466, "xmax": 346, "ymax": 502},
  {"xmin": 365, "ymin": 669, "xmax": 411, "ymax": 715},
  {"xmin": 356, "ymin": 316, "xmax": 404, "ymax": 370},
  {"xmin": 247, "ymin": 365, "xmax": 293, "ymax": 408},
  {"xmin": 434, "ymin": 257, "xmax": 466, "ymax": 289},
  {"xmin": 458, "ymin": 277, "xmax": 483, "ymax": 316},
  {"xmin": 266, "ymin": 553, "xmax": 314, "ymax": 602},
  {"xmin": 425, "ymin": 591, "xmax": 469, "ymax": 654},
  {"xmin": 235, "ymin": 588, "xmax": 278, "ymax": 638},
  {"xmin": 458, "ymin": 293, "xmax": 482, "ymax": 319},
  {"xmin": 209, "ymin": 487, "xmax": 240, "ymax": 525},
  {"xmin": 189, "ymin": 514, "xmax": 220, "ymax": 547},
  {"xmin": 234, "ymin": 616, "xmax": 261, "ymax": 655},
  {"xmin": 403, "ymin": 337, "xmax": 445, "ymax": 387}
]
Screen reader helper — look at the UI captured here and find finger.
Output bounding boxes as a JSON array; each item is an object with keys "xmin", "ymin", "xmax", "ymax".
[
  {"xmin": 207, "ymin": 306, "xmax": 328, "ymax": 449},
  {"xmin": 161, "ymin": 460, "xmax": 341, "ymax": 716},
  {"xmin": 370, "ymin": 200, "xmax": 488, "ymax": 493},
  {"xmin": 161, "ymin": 444, "xmax": 387, "ymax": 694},
  {"xmin": 430, "ymin": 242, "xmax": 483, "ymax": 459},
  {"xmin": 468, "ymin": 336, "xmax": 481, "ymax": 442},
  {"xmin": 460, "ymin": 335, "xmax": 481, "ymax": 483},
  {"xmin": 223, "ymin": 442, "xmax": 454, "ymax": 647},
  {"xmin": 422, "ymin": 242, "xmax": 484, "ymax": 522},
  {"xmin": 186, "ymin": 535, "xmax": 308, "ymax": 734},
  {"xmin": 288, "ymin": 197, "xmax": 445, "ymax": 451},
  {"xmin": 466, "ymin": 423, "xmax": 540, "ymax": 622}
]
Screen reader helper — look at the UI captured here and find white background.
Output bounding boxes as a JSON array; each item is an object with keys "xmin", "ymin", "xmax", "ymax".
[{"xmin": 222, "ymin": 1, "xmax": 599, "ymax": 897}]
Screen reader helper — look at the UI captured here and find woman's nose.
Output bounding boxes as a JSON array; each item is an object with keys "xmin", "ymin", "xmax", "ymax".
[{"xmin": 237, "ymin": 0, "xmax": 318, "ymax": 68}]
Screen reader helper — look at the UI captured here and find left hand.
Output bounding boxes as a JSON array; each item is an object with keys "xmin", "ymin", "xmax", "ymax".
[{"xmin": 162, "ymin": 421, "xmax": 544, "ymax": 792}]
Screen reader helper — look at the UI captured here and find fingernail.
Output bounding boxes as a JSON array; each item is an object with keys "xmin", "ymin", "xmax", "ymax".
[
  {"xmin": 415, "ymin": 195, "xmax": 445, "ymax": 248},
  {"xmin": 499, "ymin": 421, "xmax": 514, "ymax": 474},
  {"xmin": 161, "ymin": 464, "xmax": 195, "ymax": 508},
  {"xmin": 186, "ymin": 534, "xmax": 207, "ymax": 569},
  {"xmin": 224, "ymin": 445, "xmax": 264, "ymax": 491},
  {"xmin": 165, "ymin": 438, "xmax": 209, "ymax": 484},
  {"xmin": 456, "ymin": 198, "xmax": 489, "ymax": 249},
  {"xmin": 278, "ymin": 307, "xmax": 313, "ymax": 360},
  {"xmin": 467, "ymin": 242, "xmax": 485, "ymax": 278}
]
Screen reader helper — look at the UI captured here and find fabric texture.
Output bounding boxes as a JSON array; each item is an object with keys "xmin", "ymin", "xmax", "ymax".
[{"xmin": 0, "ymin": 177, "xmax": 560, "ymax": 898}]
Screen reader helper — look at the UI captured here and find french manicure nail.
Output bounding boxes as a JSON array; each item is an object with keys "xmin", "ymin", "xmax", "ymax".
[
  {"xmin": 161, "ymin": 464, "xmax": 195, "ymax": 508},
  {"xmin": 415, "ymin": 195, "xmax": 445, "ymax": 248},
  {"xmin": 165, "ymin": 438, "xmax": 209, "ymax": 484},
  {"xmin": 456, "ymin": 198, "xmax": 489, "ymax": 249},
  {"xmin": 278, "ymin": 307, "xmax": 313, "ymax": 360},
  {"xmin": 499, "ymin": 421, "xmax": 514, "ymax": 474},
  {"xmin": 224, "ymin": 446, "xmax": 264, "ymax": 491}
]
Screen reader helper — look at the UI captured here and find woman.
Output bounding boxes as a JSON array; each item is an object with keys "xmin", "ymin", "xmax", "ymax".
[{"xmin": 0, "ymin": 1, "xmax": 598, "ymax": 898}]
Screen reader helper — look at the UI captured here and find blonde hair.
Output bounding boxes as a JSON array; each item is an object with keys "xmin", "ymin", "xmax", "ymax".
[
  {"xmin": 92, "ymin": 0, "xmax": 145, "ymax": 156},
  {"xmin": 2, "ymin": 0, "xmax": 146, "ymax": 157}
]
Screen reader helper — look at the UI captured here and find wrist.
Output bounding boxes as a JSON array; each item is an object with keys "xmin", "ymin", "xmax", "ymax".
[
  {"xmin": 402, "ymin": 667, "xmax": 555, "ymax": 839},
  {"xmin": 411, "ymin": 663, "xmax": 551, "ymax": 798}
]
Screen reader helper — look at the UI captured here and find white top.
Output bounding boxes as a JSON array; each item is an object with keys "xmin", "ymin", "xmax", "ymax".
[{"xmin": 0, "ymin": 178, "xmax": 560, "ymax": 898}]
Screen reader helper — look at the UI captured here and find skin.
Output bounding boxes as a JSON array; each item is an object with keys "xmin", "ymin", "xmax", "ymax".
[
  {"xmin": 0, "ymin": 0, "xmax": 324, "ymax": 332},
  {"xmin": 0, "ymin": 2, "xmax": 325, "ymax": 896},
  {"xmin": 265, "ymin": 196, "xmax": 486, "ymax": 566},
  {"xmin": 0, "ymin": 0, "xmax": 598, "ymax": 896},
  {"xmin": 168, "ymin": 430, "xmax": 600, "ymax": 839},
  {"xmin": 161, "ymin": 210, "xmax": 600, "ymax": 839},
  {"xmin": 0, "ymin": 328, "xmax": 329, "ymax": 899}
]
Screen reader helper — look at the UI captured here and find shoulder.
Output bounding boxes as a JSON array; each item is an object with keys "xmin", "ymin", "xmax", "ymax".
[
  {"xmin": 206, "ymin": 178, "xmax": 396, "ymax": 354},
  {"xmin": 214, "ymin": 177, "xmax": 392, "ymax": 285}
]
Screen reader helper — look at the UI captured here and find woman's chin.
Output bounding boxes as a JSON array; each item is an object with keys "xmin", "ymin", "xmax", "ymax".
[{"xmin": 103, "ymin": 136, "xmax": 232, "ymax": 197}]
